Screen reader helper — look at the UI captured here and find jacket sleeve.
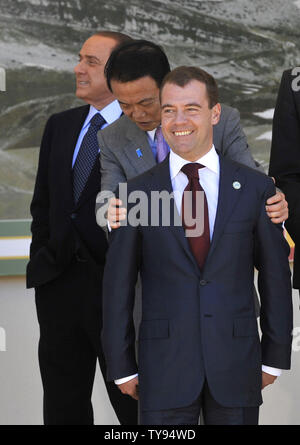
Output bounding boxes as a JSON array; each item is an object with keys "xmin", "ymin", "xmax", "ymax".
[
  {"xmin": 29, "ymin": 115, "xmax": 53, "ymax": 258},
  {"xmin": 269, "ymin": 69, "xmax": 300, "ymax": 243},
  {"xmin": 96, "ymin": 131, "xmax": 128, "ymax": 229},
  {"xmin": 254, "ymin": 178, "xmax": 293, "ymax": 369},
  {"xmin": 101, "ymin": 198, "xmax": 141, "ymax": 381}
]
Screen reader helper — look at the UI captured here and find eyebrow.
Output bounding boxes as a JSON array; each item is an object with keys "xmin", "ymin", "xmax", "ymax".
[
  {"xmin": 162, "ymin": 102, "xmax": 202, "ymax": 109},
  {"xmin": 119, "ymin": 97, "xmax": 155, "ymax": 105},
  {"xmin": 138, "ymin": 97, "xmax": 155, "ymax": 104},
  {"xmin": 185, "ymin": 102, "xmax": 202, "ymax": 107}
]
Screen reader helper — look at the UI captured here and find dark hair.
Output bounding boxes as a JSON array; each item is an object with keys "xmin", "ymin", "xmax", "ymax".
[
  {"xmin": 93, "ymin": 31, "xmax": 133, "ymax": 47},
  {"xmin": 105, "ymin": 40, "xmax": 171, "ymax": 91},
  {"xmin": 160, "ymin": 66, "xmax": 219, "ymax": 108}
]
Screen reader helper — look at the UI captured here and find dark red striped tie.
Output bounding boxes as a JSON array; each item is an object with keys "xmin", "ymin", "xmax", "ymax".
[{"xmin": 181, "ymin": 163, "xmax": 210, "ymax": 270}]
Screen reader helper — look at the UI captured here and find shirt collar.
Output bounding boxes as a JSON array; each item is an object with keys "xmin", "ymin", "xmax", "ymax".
[
  {"xmin": 147, "ymin": 126, "xmax": 159, "ymax": 141},
  {"xmin": 83, "ymin": 100, "xmax": 122, "ymax": 129},
  {"xmin": 169, "ymin": 145, "xmax": 219, "ymax": 180}
]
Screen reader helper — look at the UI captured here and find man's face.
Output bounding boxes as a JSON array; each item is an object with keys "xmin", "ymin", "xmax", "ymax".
[
  {"xmin": 110, "ymin": 76, "xmax": 162, "ymax": 131},
  {"xmin": 74, "ymin": 35, "xmax": 117, "ymax": 109},
  {"xmin": 161, "ymin": 80, "xmax": 220, "ymax": 161}
]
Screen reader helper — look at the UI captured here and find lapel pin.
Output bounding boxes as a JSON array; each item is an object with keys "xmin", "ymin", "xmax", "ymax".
[
  {"xmin": 136, "ymin": 148, "xmax": 143, "ymax": 158},
  {"xmin": 233, "ymin": 181, "xmax": 241, "ymax": 190}
]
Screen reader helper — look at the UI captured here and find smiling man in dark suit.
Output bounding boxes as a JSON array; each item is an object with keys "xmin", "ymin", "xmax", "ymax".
[
  {"xmin": 95, "ymin": 40, "xmax": 288, "ymax": 230},
  {"xmin": 102, "ymin": 66, "xmax": 293, "ymax": 425},
  {"xmin": 26, "ymin": 31, "xmax": 137, "ymax": 425},
  {"xmin": 269, "ymin": 68, "xmax": 300, "ymax": 295}
]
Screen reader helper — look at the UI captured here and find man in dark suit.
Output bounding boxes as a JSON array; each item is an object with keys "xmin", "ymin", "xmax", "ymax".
[
  {"xmin": 96, "ymin": 40, "xmax": 288, "ymax": 359},
  {"xmin": 269, "ymin": 68, "xmax": 300, "ymax": 293},
  {"xmin": 26, "ymin": 31, "xmax": 137, "ymax": 425},
  {"xmin": 95, "ymin": 40, "xmax": 288, "ymax": 230},
  {"xmin": 102, "ymin": 66, "xmax": 293, "ymax": 425}
]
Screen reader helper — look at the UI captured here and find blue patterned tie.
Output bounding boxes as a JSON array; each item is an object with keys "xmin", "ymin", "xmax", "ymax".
[{"xmin": 73, "ymin": 113, "xmax": 106, "ymax": 204}]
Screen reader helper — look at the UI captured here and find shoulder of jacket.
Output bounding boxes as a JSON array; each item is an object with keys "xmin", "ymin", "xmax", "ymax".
[
  {"xmin": 220, "ymin": 103, "xmax": 239, "ymax": 119},
  {"xmin": 48, "ymin": 104, "xmax": 89, "ymax": 123},
  {"xmin": 99, "ymin": 114, "xmax": 137, "ymax": 143}
]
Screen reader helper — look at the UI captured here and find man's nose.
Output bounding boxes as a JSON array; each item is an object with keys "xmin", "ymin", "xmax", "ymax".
[
  {"xmin": 132, "ymin": 106, "xmax": 146, "ymax": 120},
  {"xmin": 173, "ymin": 110, "xmax": 187, "ymax": 125},
  {"xmin": 74, "ymin": 60, "xmax": 85, "ymax": 75}
]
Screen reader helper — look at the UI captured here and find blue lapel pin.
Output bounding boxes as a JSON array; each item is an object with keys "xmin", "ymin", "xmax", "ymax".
[{"xmin": 136, "ymin": 148, "xmax": 143, "ymax": 158}]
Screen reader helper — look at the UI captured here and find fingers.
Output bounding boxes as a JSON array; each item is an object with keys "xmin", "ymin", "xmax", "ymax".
[
  {"xmin": 118, "ymin": 378, "xmax": 139, "ymax": 400},
  {"xmin": 119, "ymin": 385, "xmax": 139, "ymax": 400},
  {"xmin": 130, "ymin": 385, "xmax": 139, "ymax": 401},
  {"xmin": 261, "ymin": 372, "xmax": 277, "ymax": 390},
  {"xmin": 266, "ymin": 205, "xmax": 288, "ymax": 223},
  {"xmin": 266, "ymin": 192, "xmax": 288, "ymax": 223},
  {"xmin": 108, "ymin": 198, "xmax": 127, "ymax": 229},
  {"xmin": 266, "ymin": 191, "xmax": 285, "ymax": 205}
]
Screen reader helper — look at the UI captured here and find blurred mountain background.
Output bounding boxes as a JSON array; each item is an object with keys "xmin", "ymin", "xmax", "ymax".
[{"xmin": 0, "ymin": 0, "xmax": 299, "ymax": 218}]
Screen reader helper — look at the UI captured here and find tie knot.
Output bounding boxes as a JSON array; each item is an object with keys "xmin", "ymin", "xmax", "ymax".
[
  {"xmin": 181, "ymin": 162, "xmax": 204, "ymax": 179},
  {"xmin": 90, "ymin": 113, "xmax": 106, "ymax": 129}
]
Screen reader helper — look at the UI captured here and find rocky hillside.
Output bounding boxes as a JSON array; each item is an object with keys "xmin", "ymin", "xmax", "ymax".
[{"xmin": 0, "ymin": 0, "xmax": 299, "ymax": 217}]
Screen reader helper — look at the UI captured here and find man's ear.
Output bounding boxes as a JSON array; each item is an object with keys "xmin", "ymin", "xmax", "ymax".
[{"xmin": 211, "ymin": 103, "xmax": 221, "ymax": 126}]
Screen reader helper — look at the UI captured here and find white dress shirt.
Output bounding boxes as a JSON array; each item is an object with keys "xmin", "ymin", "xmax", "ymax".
[
  {"xmin": 170, "ymin": 145, "xmax": 219, "ymax": 240},
  {"xmin": 115, "ymin": 145, "xmax": 281, "ymax": 385}
]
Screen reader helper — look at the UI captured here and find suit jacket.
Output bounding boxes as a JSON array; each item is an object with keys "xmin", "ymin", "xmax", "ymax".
[
  {"xmin": 269, "ymin": 68, "xmax": 300, "ymax": 289},
  {"xmin": 96, "ymin": 104, "xmax": 260, "ymax": 221},
  {"xmin": 102, "ymin": 154, "xmax": 293, "ymax": 412},
  {"xmin": 27, "ymin": 105, "xmax": 108, "ymax": 288}
]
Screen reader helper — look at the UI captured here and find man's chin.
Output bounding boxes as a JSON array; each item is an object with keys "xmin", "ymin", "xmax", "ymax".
[{"xmin": 75, "ymin": 89, "xmax": 87, "ymax": 100}]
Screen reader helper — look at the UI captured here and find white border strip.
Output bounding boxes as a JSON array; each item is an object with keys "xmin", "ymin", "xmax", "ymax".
[{"xmin": 0, "ymin": 238, "xmax": 31, "ymax": 259}]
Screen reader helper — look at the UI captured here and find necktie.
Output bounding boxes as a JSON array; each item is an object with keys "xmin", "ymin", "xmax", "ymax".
[
  {"xmin": 155, "ymin": 126, "xmax": 169, "ymax": 163},
  {"xmin": 181, "ymin": 163, "xmax": 210, "ymax": 270},
  {"xmin": 73, "ymin": 113, "xmax": 106, "ymax": 204}
]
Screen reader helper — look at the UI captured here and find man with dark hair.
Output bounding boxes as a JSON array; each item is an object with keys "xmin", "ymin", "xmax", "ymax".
[
  {"xmin": 95, "ymin": 40, "xmax": 288, "ymax": 402},
  {"xmin": 95, "ymin": 40, "xmax": 287, "ymax": 230},
  {"xmin": 102, "ymin": 66, "xmax": 293, "ymax": 425},
  {"xmin": 269, "ymin": 68, "xmax": 300, "ymax": 295},
  {"xmin": 26, "ymin": 31, "xmax": 137, "ymax": 425},
  {"xmin": 159, "ymin": 65, "xmax": 219, "ymax": 107},
  {"xmin": 105, "ymin": 40, "xmax": 171, "ymax": 93}
]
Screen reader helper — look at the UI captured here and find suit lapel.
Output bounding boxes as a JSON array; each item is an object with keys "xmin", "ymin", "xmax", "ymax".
[
  {"xmin": 148, "ymin": 154, "xmax": 245, "ymax": 276},
  {"xmin": 123, "ymin": 121, "xmax": 156, "ymax": 175},
  {"xmin": 205, "ymin": 156, "xmax": 245, "ymax": 267},
  {"xmin": 62, "ymin": 105, "xmax": 90, "ymax": 208}
]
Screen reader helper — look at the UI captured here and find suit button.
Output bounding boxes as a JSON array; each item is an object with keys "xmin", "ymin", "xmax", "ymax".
[
  {"xmin": 200, "ymin": 280, "xmax": 207, "ymax": 286},
  {"xmin": 71, "ymin": 213, "xmax": 77, "ymax": 219}
]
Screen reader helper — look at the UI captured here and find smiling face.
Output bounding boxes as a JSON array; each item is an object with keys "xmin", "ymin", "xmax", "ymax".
[
  {"xmin": 74, "ymin": 35, "xmax": 117, "ymax": 109},
  {"xmin": 161, "ymin": 80, "xmax": 221, "ymax": 161},
  {"xmin": 110, "ymin": 76, "xmax": 162, "ymax": 131}
]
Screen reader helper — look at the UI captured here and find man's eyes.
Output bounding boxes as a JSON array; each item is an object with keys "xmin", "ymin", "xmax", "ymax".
[
  {"xmin": 87, "ymin": 60, "xmax": 99, "ymax": 65},
  {"xmin": 140, "ymin": 101, "xmax": 155, "ymax": 107},
  {"xmin": 78, "ymin": 57, "xmax": 99, "ymax": 65},
  {"xmin": 186, "ymin": 107, "xmax": 200, "ymax": 113},
  {"xmin": 121, "ymin": 102, "xmax": 155, "ymax": 109}
]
